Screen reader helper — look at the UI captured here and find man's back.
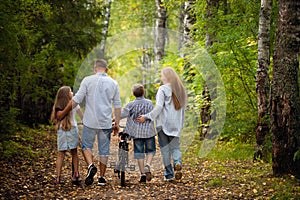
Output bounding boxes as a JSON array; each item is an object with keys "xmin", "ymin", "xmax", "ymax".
[{"xmin": 73, "ymin": 73, "xmax": 121, "ymax": 129}]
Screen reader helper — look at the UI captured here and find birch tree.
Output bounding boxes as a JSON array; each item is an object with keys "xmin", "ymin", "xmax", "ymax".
[
  {"xmin": 254, "ymin": 0, "xmax": 272, "ymax": 162},
  {"xmin": 154, "ymin": 0, "xmax": 168, "ymax": 70},
  {"xmin": 271, "ymin": 0, "xmax": 300, "ymax": 177},
  {"xmin": 99, "ymin": 0, "xmax": 112, "ymax": 58},
  {"xmin": 141, "ymin": 1, "xmax": 154, "ymax": 97},
  {"xmin": 182, "ymin": 0, "xmax": 195, "ymax": 46}
]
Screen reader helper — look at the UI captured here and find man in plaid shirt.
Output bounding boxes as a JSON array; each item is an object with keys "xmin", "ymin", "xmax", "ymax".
[{"xmin": 120, "ymin": 84, "xmax": 156, "ymax": 183}]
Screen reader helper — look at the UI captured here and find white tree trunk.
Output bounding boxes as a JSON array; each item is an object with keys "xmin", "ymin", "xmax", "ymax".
[
  {"xmin": 154, "ymin": 0, "xmax": 167, "ymax": 70},
  {"xmin": 254, "ymin": 0, "xmax": 272, "ymax": 161},
  {"xmin": 99, "ymin": 0, "xmax": 112, "ymax": 58},
  {"xmin": 182, "ymin": 0, "xmax": 195, "ymax": 46}
]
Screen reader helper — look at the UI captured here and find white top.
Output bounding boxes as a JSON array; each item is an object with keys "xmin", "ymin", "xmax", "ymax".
[
  {"xmin": 73, "ymin": 72, "xmax": 122, "ymax": 129},
  {"xmin": 71, "ymin": 105, "xmax": 80, "ymax": 127},
  {"xmin": 144, "ymin": 84, "xmax": 185, "ymax": 137}
]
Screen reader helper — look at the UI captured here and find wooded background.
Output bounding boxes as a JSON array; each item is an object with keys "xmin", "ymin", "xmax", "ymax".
[{"xmin": 0, "ymin": 0, "xmax": 299, "ymax": 177}]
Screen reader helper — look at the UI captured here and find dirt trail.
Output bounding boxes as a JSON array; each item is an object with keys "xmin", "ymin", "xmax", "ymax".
[{"xmin": 1, "ymin": 124, "xmax": 299, "ymax": 199}]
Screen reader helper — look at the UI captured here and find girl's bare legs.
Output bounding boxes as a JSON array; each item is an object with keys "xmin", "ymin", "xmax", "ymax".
[
  {"xmin": 70, "ymin": 148, "xmax": 80, "ymax": 179},
  {"xmin": 56, "ymin": 151, "xmax": 66, "ymax": 183}
]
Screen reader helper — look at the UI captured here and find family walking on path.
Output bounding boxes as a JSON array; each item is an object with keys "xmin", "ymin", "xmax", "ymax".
[{"xmin": 51, "ymin": 59, "xmax": 187, "ymax": 186}]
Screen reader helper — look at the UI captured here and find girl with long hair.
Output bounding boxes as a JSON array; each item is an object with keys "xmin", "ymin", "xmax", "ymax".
[
  {"xmin": 51, "ymin": 86, "xmax": 83, "ymax": 184},
  {"xmin": 137, "ymin": 67, "xmax": 187, "ymax": 181}
]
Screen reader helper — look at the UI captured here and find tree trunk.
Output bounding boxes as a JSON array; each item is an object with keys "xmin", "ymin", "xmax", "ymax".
[
  {"xmin": 271, "ymin": 0, "xmax": 300, "ymax": 177},
  {"xmin": 202, "ymin": 0, "xmax": 220, "ymax": 139},
  {"xmin": 205, "ymin": 0, "xmax": 220, "ymax": 48},
  {"xmin": 99, "ymin": 0, "xmax": 112, "ymax": 58},
  {"xmin": 154, "ymin": 0, "xmax": 167, "ymax": 71},
  {"xmin": 178, "ymin": 2, "xmax": 185, "ymax": 51},
  {"xmin": 141, "ymin": 1, "xmax": 154, "ymax": 99},
  {"xmin": 183, "ymin": 0, "xmax": 196, "ymax": 45},
  {"xmin": 254, "ymin": 0, "xmax": 272, "ymax": 162}
]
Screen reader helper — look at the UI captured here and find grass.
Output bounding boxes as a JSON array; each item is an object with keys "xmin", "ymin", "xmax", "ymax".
[
  {"xmin": 183, "ymin": 138, "xmax": 300, "ymax": 199},
  {"xmin": 0, "ymin": 125, "xmax": 53, "ymax": 161}
]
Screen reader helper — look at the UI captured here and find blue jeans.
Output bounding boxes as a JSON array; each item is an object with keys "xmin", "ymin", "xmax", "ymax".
[
  {"xmin": 158, "ymin": 130, "xmax": 182, "ymax": 179},
  {"xmin": 81, "ymin": 125, "xmax": 112, "ymax": 156},
  {"xmin": 133, "ymin": 137, "xmax": 156, "ymax": 159}
]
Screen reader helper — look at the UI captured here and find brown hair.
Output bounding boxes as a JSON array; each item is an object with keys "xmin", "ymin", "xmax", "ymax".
[
  {"xmin": 50, "ymin": 86, "xmax": 72, "ymax": 131},
  {"xmin": 94, "ymin": 59, "xmax": 108, "ymax": 69},
  {"xmin": 132, "ymin": 84, "xmax": 144, "ymax": 97},
  {"xmin": 161, "ymin": 67, "xmax": 187, "ymax": 110}
]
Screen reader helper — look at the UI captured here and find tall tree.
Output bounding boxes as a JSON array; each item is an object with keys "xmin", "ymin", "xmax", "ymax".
[
  {"xmin": 271, "ymin": 0, "xmax": 300, "ymax": 176},
  {"xmin": 154, "ymin": 0, "xmax": 168, "ymax": 70},
  {"xmin": 205, "ymin": 0, "xmax": 220, "ymax": 48},
  {"xmin": 141, "ymin": 1, "xmax": 154, "ymax": 99},
  {"xmin": 201, "ymin": 0, "xmax": 221, "ymax": 139},
  {"xmin": 254, "ymin": 0, "xmax": 272, "ymax": 161},
  {"xmin": 99, "ymin": 0, "xmax": 112, "ymax": 58},
  {"xmin": 182, "ymin": 0, "xmax": 196, "ymax": 46}
]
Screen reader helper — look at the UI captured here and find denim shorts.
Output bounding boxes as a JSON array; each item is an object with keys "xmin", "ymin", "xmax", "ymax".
[
  {"xmin": 81, "ymin": 125, "xmax": 112, "ymax": 156},
  {"xmin": 57, "ymin": 126, "xmax": 79, "ymax": 151},
  {"xmin": 133, "ymin": 136, "xmax": 156, "ymax": 159}
]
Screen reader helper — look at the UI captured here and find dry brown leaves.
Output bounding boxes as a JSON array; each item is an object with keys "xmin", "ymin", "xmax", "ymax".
[{"xmin": 0, "ymin": 131, "xmax": 299, "ymax": 200}]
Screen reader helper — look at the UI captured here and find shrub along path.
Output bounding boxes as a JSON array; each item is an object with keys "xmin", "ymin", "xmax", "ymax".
[{"xmin": 0, "ymin": 127, "xmax": 299, "ymax": 199}]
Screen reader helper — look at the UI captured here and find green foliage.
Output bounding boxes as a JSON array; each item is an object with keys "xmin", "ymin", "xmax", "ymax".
[
  {"xmin": 0, "ymin": 0, "xmax": 104, "ymax": 135},
  {"xmin": 191, "ymin": 0, "xmax": 261, "ymax": 141},
  {"xmin": 184, "ymin": 139, "xmax": 299, "ymax": 199},
  {"xmin": 0, "ymin": 126, "xmax": 48, "ymax": 160}
]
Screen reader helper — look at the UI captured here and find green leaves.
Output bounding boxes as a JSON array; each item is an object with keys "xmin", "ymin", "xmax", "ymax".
[{"xmin": 0, "ymin": 0, "xmax": 104, "ymax": 130}]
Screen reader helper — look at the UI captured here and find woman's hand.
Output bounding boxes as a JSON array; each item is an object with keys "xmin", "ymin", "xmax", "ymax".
[{"xmin": 136, "ymin": 115, "xmax": 146, "ymax": 123}]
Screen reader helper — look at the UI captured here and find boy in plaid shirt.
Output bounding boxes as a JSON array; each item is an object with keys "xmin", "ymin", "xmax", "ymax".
[{"xmin": 120, "ymin": 84, "xmax": 156, "ymax": 183}]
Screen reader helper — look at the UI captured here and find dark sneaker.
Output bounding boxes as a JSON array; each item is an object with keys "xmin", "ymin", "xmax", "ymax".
[
  {"xmin": 97, "ymin": 177, "xmax": 107, "ymax": 186},
  {"xmin": 174, "ymin": 163, "xmax": 182, "ymax": 180},
  {"xmin": 85, "ymin": 164, "xmax": 97, "ymax": 186},
  {"xmin": 139, "ymin": 175, "xmax": 146, "ymax": 183},
  {"xmin": 144, "ymin": 165, "xmax": 152, "ymax": 181},
  {"xmin": 72, "ymin": 172, "xmax": 81, "ymax": 186}
]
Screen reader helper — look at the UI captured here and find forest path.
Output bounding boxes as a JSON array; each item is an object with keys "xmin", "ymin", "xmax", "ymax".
[{"xmin": 1, "ymin": 125, "xmax": 299, "ymax": 199}]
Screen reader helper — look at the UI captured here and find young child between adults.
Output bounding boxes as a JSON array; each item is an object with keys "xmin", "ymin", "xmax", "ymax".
[
  {"xmin": 120, "ymin": 84, "xmax": 156, "ymax": 183},
  {"xmin": 51, "ymin": 86, "xmax": 83, "ymax": 185}
]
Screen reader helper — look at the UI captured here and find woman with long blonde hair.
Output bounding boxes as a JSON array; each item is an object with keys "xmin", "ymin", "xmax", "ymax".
[
  {"xmin": 51, "ymin": 86, "xmax": 83, "ymax": 184},
  {"xmin": 137, "ymin": 67, "xmax": 187, "ymax": 181}
]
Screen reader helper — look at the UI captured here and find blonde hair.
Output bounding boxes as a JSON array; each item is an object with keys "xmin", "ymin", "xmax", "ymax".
[
  {"xmin": 50, "ymin": 86, "xmax": 72, "ymax": 131},
  {"xmin": 161, "ymin": 67, "xmax": 187, "ymax": 110}
]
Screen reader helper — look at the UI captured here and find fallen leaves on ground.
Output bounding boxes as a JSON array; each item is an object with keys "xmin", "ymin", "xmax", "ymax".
[{"xmin": 0, "ymin": 130, "xmax": 299, "ymax": 200}]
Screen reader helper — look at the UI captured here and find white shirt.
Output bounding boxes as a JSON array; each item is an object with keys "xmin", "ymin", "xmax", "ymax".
[
  {"xmin": 71, "ymin": 105, "xmax": 80, "ymax": 127},
  {"xmin": 144, "ymin": 84, "xmax": 185, "ymax": 137},
  {"xmin": 73, "ymin": 72, "xmax": 122, "ymax": 129}
]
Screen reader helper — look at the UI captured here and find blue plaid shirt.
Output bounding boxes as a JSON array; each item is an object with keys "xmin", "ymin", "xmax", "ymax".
[{"xmin": 120, "ymin": 97, "xmax": 156, "ymax": 138}]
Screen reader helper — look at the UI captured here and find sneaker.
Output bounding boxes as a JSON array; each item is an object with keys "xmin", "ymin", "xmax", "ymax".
[
  {"xmin": 97, "ymin": 177, "xmax": 107, "ymax": 186},
  {"xmin": 71, "ymin": 172, "xmax": 81, "ymax": 186},
  {"xmin": 139, "ymin": 175, "xmax": 146, "ymax": 183},
  {"xmin": 85, "ymin": 164, "xmax": 97, "ymax": 186},
  {"xmin": 144, "ymin": 165, "xmax": 152, "ymax": 181},
  {"xmin": 174, "ymin": 163, "xmax": 182, "ymax": 180}
]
